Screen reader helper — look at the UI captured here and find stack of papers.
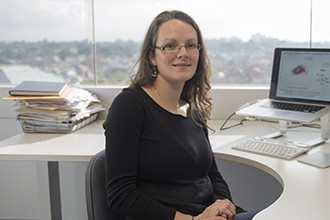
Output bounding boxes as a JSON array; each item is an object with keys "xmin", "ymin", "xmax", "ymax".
[{"xmin": 3, "ymin": 81, "xmax": 105, "ymax": 133}]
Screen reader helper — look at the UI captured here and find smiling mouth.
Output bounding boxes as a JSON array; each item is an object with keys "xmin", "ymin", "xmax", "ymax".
[{"xmin": 173, "ymin": 63, "xmax": 191, "ymax": 67}]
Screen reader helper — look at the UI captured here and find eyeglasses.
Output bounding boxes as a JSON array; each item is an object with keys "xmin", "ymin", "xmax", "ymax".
[{"xmin": 155, "ymin": 42, "xmax": 202, "ymax": 54}]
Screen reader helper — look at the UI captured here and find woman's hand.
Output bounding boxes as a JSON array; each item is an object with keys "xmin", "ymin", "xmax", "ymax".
[{"xmin": 197, "ymin": 199, "xmax": 236, "ymax": 220}]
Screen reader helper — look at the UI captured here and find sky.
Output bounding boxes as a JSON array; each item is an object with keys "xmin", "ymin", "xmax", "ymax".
[{"xmin": 0, "ymin": 0, "xmax": 329, "ymax": 43}]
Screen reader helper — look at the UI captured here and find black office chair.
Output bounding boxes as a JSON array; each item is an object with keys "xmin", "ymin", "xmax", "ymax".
[{"xmin": 85, "ymin": 150, "xmax": 125, "ymax": 220}]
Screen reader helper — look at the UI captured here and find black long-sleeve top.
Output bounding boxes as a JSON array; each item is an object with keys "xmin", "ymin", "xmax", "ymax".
[{"xmin": 103, "ymin": 85, "xmax": 238, "ymax": 220}]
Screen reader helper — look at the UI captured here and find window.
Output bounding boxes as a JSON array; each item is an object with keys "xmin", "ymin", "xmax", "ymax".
[
  {"xmin": 312, "ymin": 0, "xmax": 330, "ymax": 45},
  {"xmin": 0, "ymin": 0, "xmax": 93, "ymax": 85},
  {"xmin": 1, "ymin": 0, "xmax": 329, "ymax": 86}
]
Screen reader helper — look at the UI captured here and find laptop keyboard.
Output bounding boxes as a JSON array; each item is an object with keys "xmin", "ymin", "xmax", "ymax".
[{"xmin": 264, "ymin": 101, "xmax": 325, "ymax": 113}]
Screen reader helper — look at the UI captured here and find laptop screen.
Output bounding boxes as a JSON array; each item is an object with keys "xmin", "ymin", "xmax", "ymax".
[{"xmin": 269, "ymin": 48, "xmax": 330, "ymax": 104}]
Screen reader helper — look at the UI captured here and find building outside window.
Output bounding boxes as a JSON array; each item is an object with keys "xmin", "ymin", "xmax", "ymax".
[{"xmin": 0, "ymin": 0, "xmax": 329, "ymax": 86}]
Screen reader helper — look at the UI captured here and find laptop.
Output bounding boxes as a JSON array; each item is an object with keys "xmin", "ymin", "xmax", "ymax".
[{"xmin": 236, "ymin": 47, "xmax": 330, "ymax": 123}]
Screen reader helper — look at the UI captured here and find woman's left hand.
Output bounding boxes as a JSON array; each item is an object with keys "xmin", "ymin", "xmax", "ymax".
[
  {"xmin": 198, "ymin": 199, "xmax": 236, "ymax": 220},
  {"xmin": 213, "ymin": 199, "xmax": 236, "ymax": 220}
]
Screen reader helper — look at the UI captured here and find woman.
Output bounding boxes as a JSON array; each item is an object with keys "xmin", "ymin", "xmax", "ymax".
[{"xmin": 103, "ymin": 10, "xmax": 257, "ymax": 220}]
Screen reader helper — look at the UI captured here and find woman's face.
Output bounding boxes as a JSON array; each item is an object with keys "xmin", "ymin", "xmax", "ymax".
[{"xmin": 150, "ymin": 19, "xmax": 199, "ymax": 86}]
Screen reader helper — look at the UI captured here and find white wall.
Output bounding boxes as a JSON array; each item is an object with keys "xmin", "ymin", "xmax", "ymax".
[{"xmin": 0, "ymin": 85, "xmax": 281, "ymax": 220}]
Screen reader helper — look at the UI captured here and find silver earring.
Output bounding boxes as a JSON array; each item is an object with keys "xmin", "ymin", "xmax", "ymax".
[{"xmin": 151, "ymin": 66, "xmax": 159, "ymax": 77}]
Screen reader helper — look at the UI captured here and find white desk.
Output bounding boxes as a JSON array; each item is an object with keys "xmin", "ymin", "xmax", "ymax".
[
  {"xmin": 208, "ymin": 120, "xmax": 330, "ymax": 220},
  {"xmin": 0, "ymin": 120, "xmax": 329, "ymax": 220},
  {"xmin": 0, "ymin": 121, "xmax": 105, "ymax": 220}
]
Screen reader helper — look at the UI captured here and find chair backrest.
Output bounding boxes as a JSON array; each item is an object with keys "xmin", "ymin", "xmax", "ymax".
[{"xmin": 85, "ymin": 150, "xmax": 125, "ymax": 220}]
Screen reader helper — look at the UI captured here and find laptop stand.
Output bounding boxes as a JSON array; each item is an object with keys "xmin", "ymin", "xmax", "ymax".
[{"xmin": 261, "ymin": 113, "xmax": 330, "ymax": 148}]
